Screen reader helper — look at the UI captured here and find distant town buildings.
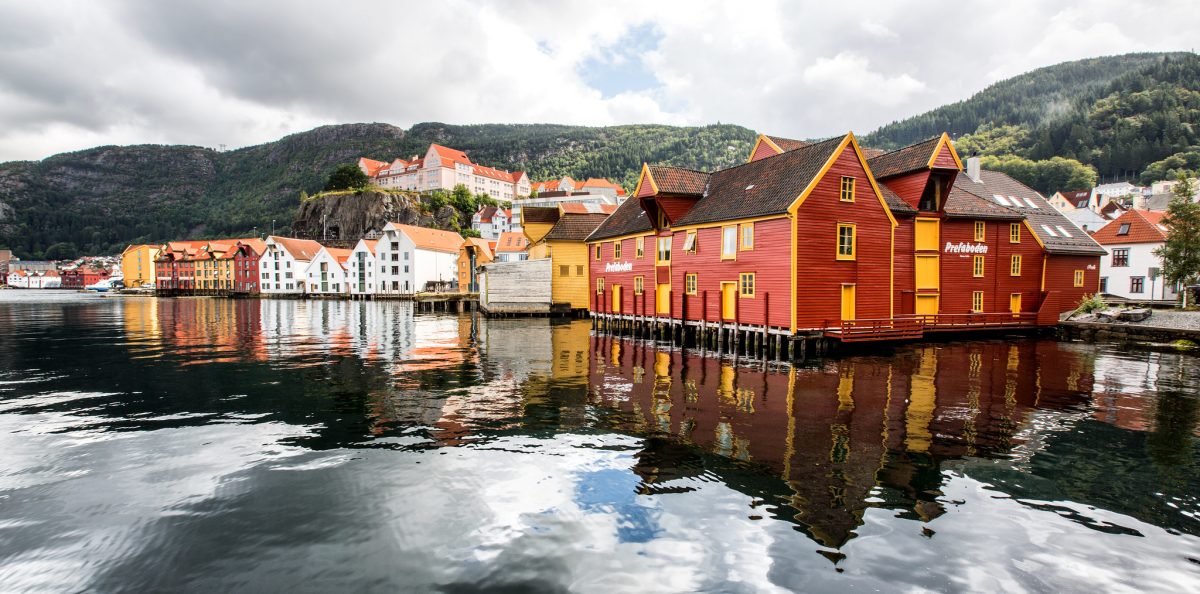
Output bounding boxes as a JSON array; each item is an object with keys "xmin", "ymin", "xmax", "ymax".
[
  {"xmin": 358, "ymin": 144, "xmax": 530, "ymax": 201},
  {"xmin": 1092, "ymin": 209, "xmax": 1176, "ymax": 301}
]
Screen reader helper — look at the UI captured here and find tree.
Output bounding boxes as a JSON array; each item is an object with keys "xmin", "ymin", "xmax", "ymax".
[
  {"xmin": 324, "ymin": 164, "xmax": 370, "ymax": 191},
  {"xmin": 461, "ymin": 228, "xmax": 482, "ymax": 238},
  {"xmin": 1155, "ymin": 174, "xmax": 1200, "ymax": 306},
  {"xmin": 425, "ymin": 189, "xmax": 450, "ymax": 211},
  {"xmin": 44, "ymin": 242, "xmax": 79, "ymax": 260},
  {"xmin": 451, "ymin": 184, "xmax": 477, "ymax": 213}
]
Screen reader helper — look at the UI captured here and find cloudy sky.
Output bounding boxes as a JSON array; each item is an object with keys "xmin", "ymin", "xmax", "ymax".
[{"xmin": 0, "ymin": 0, "xmax": 1195, "ymax": 161}]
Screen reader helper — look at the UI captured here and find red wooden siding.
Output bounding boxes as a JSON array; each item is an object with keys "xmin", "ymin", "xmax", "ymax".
[
  {"xmin": 930, "ymin": 144, "xmax": 959, "ymax": 170},
  {"xmin": 937, "ymin": 219, "xmax": 1040, "ymax": 314},
  {"xmin": 589, "ymin": 234, "xmax": 657, "ymax": 315},
  {"xmin": 795, "ymin": 145, "xmax": 894, "ymax": 329},
  {"xmin": 1044, "ymin": 254, "xmax": 1102, "ymax": 313},
  {"xmin": 750, "ymin": 140, "xmax": 782, "ymax": 162},
  {"xmin": 658, "ymin": 196, "xmax": 698, "ymax": 224},
  {"xmin": 893, "ymin": 220, "xmax": 915, "ymax": 314},
  {"xmin": 669, "ymin": 218, "xmax": 792, "ymax": 328},
  {"xmin": 880, "ymin": 171, "xmax": 929, "ymax": 210}
]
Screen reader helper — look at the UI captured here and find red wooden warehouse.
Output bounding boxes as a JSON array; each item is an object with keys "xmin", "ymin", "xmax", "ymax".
[{"xmin": 587, "ymin": 132, "xmax": 1105, "ymax": 342}]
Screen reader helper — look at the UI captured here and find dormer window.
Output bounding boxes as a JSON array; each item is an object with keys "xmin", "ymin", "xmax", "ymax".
[{"xmin": 1117, "ymin": 223, "xmax": 1130, "ymax": 235}]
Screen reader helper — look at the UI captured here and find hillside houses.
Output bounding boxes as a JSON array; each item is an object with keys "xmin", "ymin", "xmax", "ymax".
[
  {"xmin": 358, "ymin": 144, "xmax": 531, "ymax": 201},
  {"xmin": 1092, "ymin": 209, "xmax": 1176, "ymax": 300}
]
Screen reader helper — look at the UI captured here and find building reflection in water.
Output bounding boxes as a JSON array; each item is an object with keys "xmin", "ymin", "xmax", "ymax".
[{"xmin": 112, "ymin": 297, "xmax": 1196, "ymax": 550}]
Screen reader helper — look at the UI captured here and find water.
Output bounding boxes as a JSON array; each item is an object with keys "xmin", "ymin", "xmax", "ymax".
[{"xmin": 0, "ymin": 290, "xmax": 1197, "ymax": 593}]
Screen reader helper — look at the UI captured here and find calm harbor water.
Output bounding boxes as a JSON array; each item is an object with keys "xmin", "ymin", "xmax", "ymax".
[{"xmin": 0, "ymin": 291, "xmax": 1197, "ymax": 593}]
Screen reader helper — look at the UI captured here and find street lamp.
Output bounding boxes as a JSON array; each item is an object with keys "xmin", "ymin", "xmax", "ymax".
[{"xmin": 271, "ymin": 219, "xmax": 276, "ymax": 236}]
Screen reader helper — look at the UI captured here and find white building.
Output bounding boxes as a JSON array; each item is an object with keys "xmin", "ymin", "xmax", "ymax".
[
  {"xmin": 346, "ymin": 239, "xmax": 379, "ymax": 296},
  {"xmin": 6, "ymin": 270, "xmax": 62, "ymax": 289},
  {"xmin": 358, "ymin": 145, "xmax": 530, "ymax": 201},
  {"xmin": 1093, "ymin": 209, "xmax": 1176, "ymax": 300},
  {"xmin": 259, "ymin": 236, "xmax": 323, "ymax": 295},
  {"xmin": 375, "ymin": 223, "xmax": 463, "ymax": 295},
  {"xmin": 305, "ymin": 247, "xmax": 352, "ymax": 295},
  {"xmin": 470, "ymin": 206, "xmax": 514, "ymax": 240}
]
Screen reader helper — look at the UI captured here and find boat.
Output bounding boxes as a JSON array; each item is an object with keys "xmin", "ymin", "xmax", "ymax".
[{"xmin": 86, "ymin": 270, "xmax": 124, "ymax": 293}]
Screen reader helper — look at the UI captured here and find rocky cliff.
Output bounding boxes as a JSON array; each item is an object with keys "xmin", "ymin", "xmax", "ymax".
[{"xmin": 291, "ymin": 190, "xmax": 464, "ymax": 242}]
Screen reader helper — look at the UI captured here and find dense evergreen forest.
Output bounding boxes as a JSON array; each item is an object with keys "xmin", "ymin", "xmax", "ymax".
[
  {"xmin": 866, "ymin": 52, "xmax": 1200, "ymax": 191},
  {"xmin": 1, "ymin": 51, "xmax": 1197, "ymax": 259}
]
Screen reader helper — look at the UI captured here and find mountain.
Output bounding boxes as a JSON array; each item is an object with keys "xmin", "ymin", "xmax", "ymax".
[
  {"xmin": 0, "ymin": 123, "xmax": 756, "ymax": 259},
  {"xmin": 864, "ymin": 52, "xmax": 1200, "ymax": 191}
]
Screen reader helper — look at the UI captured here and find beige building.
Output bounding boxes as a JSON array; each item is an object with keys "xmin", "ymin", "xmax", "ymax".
[
  {"xmin": 359, "ymin": 144, "xmax": 530, "ymax": 201},
  {"xmin": 121, "ymin": 244, "xmax": 161, "ymax": 288}
]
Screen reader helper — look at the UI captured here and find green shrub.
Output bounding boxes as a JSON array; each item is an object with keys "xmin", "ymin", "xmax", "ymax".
[{"xmin": 1076, "ymin": 293, "xmax": 1106, "ymax": 314}]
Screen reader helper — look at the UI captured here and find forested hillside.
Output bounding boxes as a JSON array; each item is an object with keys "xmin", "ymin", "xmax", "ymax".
[
  {"xmin": 865, "ymin": 52, "xmax": 1200, "ymax": 192},
  {"xmin": 0, "ymin": 123, "xmax": 755, "ymax": 259}
]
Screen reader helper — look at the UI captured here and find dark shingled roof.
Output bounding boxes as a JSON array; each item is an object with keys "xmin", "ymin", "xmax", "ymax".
[
  {"xmin": 587, "ymin": 195, "xmax": 654, "ymax": 241},
  {"xmin": 648, "ymin": 165, "xmax": 709, "ymax": 195},
  {"xmin": 879, "ymin": 184, "xmax": 918, "ymax": 216},
  {"xmin": 953, "ymin": 170, "xmax": 1106, "ymax": 255},
  {"xmin": 674, "ymin": 136, "xmax": 846, "ymax": 227},
  {"xmin": 866, "ymin": 136, "xmax": 943, "ymax": 179},
  {"xmin": 944, "ymin": 186, "xmax": 1024, "ymax": 220},
  {"xmin": 542, "ymin": 213, "xmax": 610, "ymax": 242},
  {"xmin": 522, "ymin": 206, "xmax": 560, "ymax": 224},
  {"xmin": 766, "ymin": 135, "xmax": 809, "ymax": 152}
]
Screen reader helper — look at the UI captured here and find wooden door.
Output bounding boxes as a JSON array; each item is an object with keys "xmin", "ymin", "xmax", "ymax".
[
  {"xmin": 721, "ymin": 282, "xmax": 737, "ymax": 320},
  {"xmin": 840, "ymin": 284, "xmax": 856, "ymax": 321},
  {"xmin": 1010, "ymin": 293, "xmax": 1022, "ymax": 314},
  {"xmin": 611, "ymin": 285, "xmax": 621, "ymax": 314},
  {"xmin": 656, "ymin": 284, "xmax": 671, "ymax": 315},
  {"xmin": 915, "ymin": 294, "xmax": 939, "ymax": 316}
]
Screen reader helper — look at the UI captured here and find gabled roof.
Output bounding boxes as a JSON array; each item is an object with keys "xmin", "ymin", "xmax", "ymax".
[
  {"xmin": 543, "ymin": 213, "xmax": 610, "ymax": 242},
  {"xmin": 642, "ymin": 165, "xmax": 710, "ymax": 196},
  {"xmin": 674, "ymin": 135, "xmax": 847, "ymax": 227},
  {"xmin": 1091, "ymin": 209, "xmax": 1169, "ymax": 244},
  {"xmin": 430, "ymin": 144, "xmax": 470, "ymax": 164},
  {"xmin": 865, "ymin": 136, "xmax": 943, "ymax": 179},
  {"xmin": 475, "ymin": 205, "xmax": 499, "ymax": 223},
  {"xmin": 268, "ymin": 236, "xmax": 324, "ymax": 262},
  {"xmin": 944, "ymin": 186, "xmax": 1024, "ymax": 220},
  {"xmin": 386, "ymin": 224, "xmax": 464, "ymax": 253},
  {"xmin": 585, "ymin": 195, "xmax": 654, "ymax": 242},
  {"xmin": 578, "ymin": 177, "xmax": 627, "ymax": 195},
  {"xmin": 462, "ymin": 237, "xmax": 494, "ymax": 261},
  {"xmin": 1055, "ymin": 190, "xmax": 1092, "ymax": 208},
  {"xmin": 879, "ymin": 184, "xmax": 918, "ymax": 216},
  {"xmin": 234, "ymin": 238, "xmax": 267, "ymax": 256},
  {"xmin": 324, "ymin": 247, "xmax": 353, "ymax": 268},
  {"xmin": 953, "ymin": 171, "xmax": 1106, "ymax": 255},
  {"xmin": 495, "ymin": 231, "xmax": 529, "ymax": 252}
]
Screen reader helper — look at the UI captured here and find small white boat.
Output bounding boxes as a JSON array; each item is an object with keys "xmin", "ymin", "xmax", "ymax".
[{"xmin": 85, "ymin": 278, "xmax": 116, "ymax": 292}]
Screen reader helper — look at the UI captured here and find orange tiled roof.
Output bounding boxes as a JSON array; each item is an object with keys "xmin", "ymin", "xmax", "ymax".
[
  {"xmin": 389, "ymin": 224, "xmax": 464, "ymax": 254},
  {"xmin": 358, "ymin": 157, "xmax": 389, "ymax": 177},
  {"xmin": 560, "ymin": 203, "xmax": 618, "ymax": 214},
  {"xmin": 1092, "ymin": 209, "xmax": 1169, "ymax": 244},
  {"xmin": 495, "ymin": 231, "xmax": 529, "ymax": 252},
  {"xmin": 269, "ymin": 236, "xmax": 324, "ymax": 261}
]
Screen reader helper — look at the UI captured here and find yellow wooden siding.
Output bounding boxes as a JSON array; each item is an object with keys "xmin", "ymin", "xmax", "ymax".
[
  {"xmin": 914, "ymin": 219, "xmax": 940, "ymax": 251},
  {"xmin": 915, "ymin": 294, "xmax": 939, "ymax": 315},
  {"xmin": 915, "ymin": 255, "xmax": 940, "ymax": 290},
  {"xmin": 547, "ymin": 241, "xmax": 590, "ymax": 309}
]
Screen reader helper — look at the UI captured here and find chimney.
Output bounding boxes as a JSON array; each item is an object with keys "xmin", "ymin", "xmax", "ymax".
[{"xmin": 966, "ymin": 157, "xmax": 982, "ymax": 183}]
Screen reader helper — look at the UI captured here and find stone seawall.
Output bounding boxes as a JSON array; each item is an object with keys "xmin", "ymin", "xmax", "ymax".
[{"xmin": 1057, "ymin": 320, "xmax": 1200, "ymax": 343}]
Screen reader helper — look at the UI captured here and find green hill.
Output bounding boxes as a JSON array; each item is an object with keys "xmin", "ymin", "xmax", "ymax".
[
  {"xmin": 864, "ymin": 52, "xmax": 1200, "ymax": 190},
  {"xmin": 0, "ymin": 123, "xmax": 756, "ymax": 258}
]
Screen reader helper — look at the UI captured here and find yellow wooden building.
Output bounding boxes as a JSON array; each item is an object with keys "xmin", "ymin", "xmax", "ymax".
[
  {"xmin": 120, "ymin": 244, "xmax": 161, "ymax": 287},
  {"xmin": 524, "ymin": 205, "xmax": 614, "ymax": 311}
]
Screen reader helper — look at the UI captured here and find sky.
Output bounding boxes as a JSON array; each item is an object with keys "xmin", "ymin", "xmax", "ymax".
[{"xmin": 0, "ymin": 0, "xmax": 1196, "ymax": 162}]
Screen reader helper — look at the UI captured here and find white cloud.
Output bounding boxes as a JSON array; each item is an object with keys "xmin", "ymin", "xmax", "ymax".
[{"xmin": 0, "ymin": 0, "xmax": 1195, "ymax": 161}]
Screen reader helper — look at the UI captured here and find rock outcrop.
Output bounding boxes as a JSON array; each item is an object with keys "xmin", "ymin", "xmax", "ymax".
[{"xmin": 291, "ymin": 190, "xmax": 461, "ymax": 242}]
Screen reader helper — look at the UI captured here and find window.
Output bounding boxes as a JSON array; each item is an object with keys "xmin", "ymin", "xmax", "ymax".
[
  {"xmin": 1100, "ymin": 277, "xmax": 1108, "ymax": 292},
  {"xmin": 576, "ymin": 265, "xmax": 584, "ymax": 276},
  {"xmin": 1010, "ymin": 255, "xmax": 1022, "ymax": 276},
  {"xmin": 634, "ymin": 276, "xmax": 644, "ymax": 295},
  {"xmin": 636, "ymin": 236, "xmax": 644, "ymax": 258},
  {"xmin": 1112, "ymin": 248, "xmax": 1129, "ymax": 267},
  {"xmin": 739, "ymin": 273, "xmax": 755, "ymax": 297},
  {"xmin": 594, "ymin": 245, "xmax": 601, "ymax": 260},
  {"xmin": 1055, "ymin": 225, "xmax": 1073, "ymax": 238},
  {"xmin": 613, "ymin": 242, "xmax": 622, "ymax": 259},
  {"xmin": 685, "ymin": 273, "xmax": 697, "ymax": 295},
  {"xmin": 840, "ymin": 176, "xmax": 855, "ymax": 202},
  {"xmin": 974, "ymin": 221, "xmax": 985, "ymax": 242},
  {"xmin": 721, "ymin": 226, "xmax": 737, "ymax": 259},
  {"xmin": 993, "ymin": 194, "xmax": 1011, "ymax": 207},
  {"xmin": 657, "ymin": 236, "xmax": 672, "ymax": 263},
  {"xmin": 1130, "ymin": 276, "xmax": 1144, "ymax": 293},
  {"xmin": 837, "ymin": 224, "xmax": 856, "ymax": 260},
  {"xmin": 596, "ymin": 278, "xmax": 605, "ymax": 294},
  {"xmin": 1042, "ymin": 224, "xmax": 1059, "ymax": 237},
  {"xmin": 1117, "ymin": 223, "xmax": 1131, "ymax": 235},
  {"xmin": 973, "ymin": 255, "xmax": 985, "ymax": 277},
  {"xmin": 1010, "ymin": 223, "xmax": 1021, "ymax": 243},
  {"xmin": 972, "ymin": 291, "xmax": 984, "ymax": 312},
  {"xmin": 560, "ymin": 265, "xmax": 569, "ymax": 277},
  {"xmin": 683, "ymin": 230, "xmax": 697, "ymax": 253},
  {"xmin": 1074, "ymin": 270, "xmax": 1085, "ymax": 287},
  {"xmin": 740, "ymin": 224, "xmax": 753, "ymax": 250}
]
